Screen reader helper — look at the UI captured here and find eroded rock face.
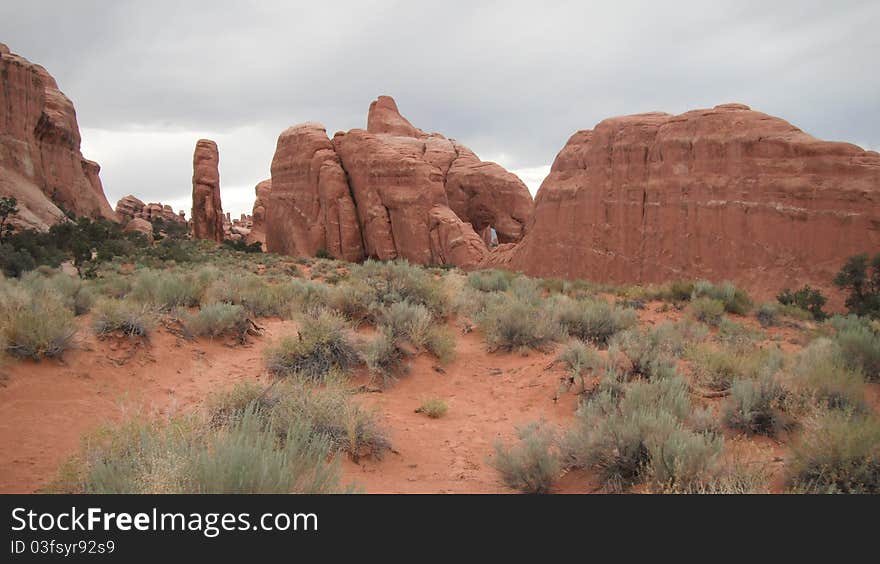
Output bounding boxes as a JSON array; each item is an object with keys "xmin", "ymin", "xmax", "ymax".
[
  {"xmin": 0, "ymin": 42, "xmax": 117, "ymax": 230},
  {"xmin": 265, "ymin": 97, "xmax": 533, "ymax": 266},
  {"xmin": 266, "ymin": 123, "xmax": 365, "ymax": 261},
  {"xmin": 191, "ymin": 139, "xmax": 224, "ymax": 242},
  {"xmin": 245, "ymin": 179, "xmax": 271, "ymax": 249},
  {"xmin": 488, "ymin": 103, "xmax": 880, "ymax": 297}
]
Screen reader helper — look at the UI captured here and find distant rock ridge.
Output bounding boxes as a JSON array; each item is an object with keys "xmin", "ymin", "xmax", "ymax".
[
  {"xmin": 0, "ymin": 42, "xmax": 117, "ymax": 230},
  {"xmin": 265, "ymin": 96, "xmax": 534, "ymax": 266},
  {"xmin": 115, "ymin": 195, "xmax": 186, "ymax": 225},
  {"xmin": 484, "ymin": 103, "xmax": 880, "ymax": 298}
]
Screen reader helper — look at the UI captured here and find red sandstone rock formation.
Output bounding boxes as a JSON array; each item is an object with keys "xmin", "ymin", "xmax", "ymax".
[
  {"xmin": 115, "ymin": 195, "xmax": 186, "ymax": 225},
  {"xmin": 191, "ymin": 139, "xmax": 224, "ymax": 242},
  {"xmin": 0, "ymin": 42, "xmax": 117, "ymax": 230},
  {"xmin": 487, "ymin": 103, "xmax": 880, "ymax": 297},
  {"xmin": 266, "ymin": 123, "xmax": 365, "ymax": 261},
  {"xmin": 224, "ymin": 213, "xmax": 253, "ymax": 242},
  {"xmin": 367, "ymin": 95, "xmax": 423, "ymax": 138},
  {"xmin": 246, "ymin": 179, "xmax": 271, "ymax": 249},
  {"xmin": 266, "ymin": 97, "xmax": 533, "ymax": 267},
  {"xmin": 123, "ymin": 217, "xmax": 154, "ymax": 243}
]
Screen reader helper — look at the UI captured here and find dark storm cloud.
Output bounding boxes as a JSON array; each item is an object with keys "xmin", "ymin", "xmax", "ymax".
[{"xmin": 2, "ymin": 0, "xmax": 878, "ymax": 216}]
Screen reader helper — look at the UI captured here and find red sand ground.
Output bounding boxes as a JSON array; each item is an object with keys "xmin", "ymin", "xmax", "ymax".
[
  {"xmin": 0, "ymin": 304, "xmax": 875, "ymax": 494},
  {"xmin": 0, "ymin": 315, "xmax": 591, "ymax": 493}
]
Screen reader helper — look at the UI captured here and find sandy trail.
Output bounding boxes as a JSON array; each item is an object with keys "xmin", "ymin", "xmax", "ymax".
[{"xmin": 342, "ymin": 328, "xmax": 588, "ymax": 493}]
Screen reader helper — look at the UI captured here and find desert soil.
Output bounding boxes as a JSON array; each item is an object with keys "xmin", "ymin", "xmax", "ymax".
[{"xmin": 1, "ymin": 305, "xmax": 875, "ymax": 494}]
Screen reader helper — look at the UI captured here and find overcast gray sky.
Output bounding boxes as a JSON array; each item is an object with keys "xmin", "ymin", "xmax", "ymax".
[{"xmin": 2, "ymin": 0, "xmax": 878, "ymax": 217}]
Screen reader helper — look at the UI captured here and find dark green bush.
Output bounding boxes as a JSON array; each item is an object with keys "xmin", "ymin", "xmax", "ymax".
[
  {"xmin": 777, "ymin": 285, "xmax": 827, "ymax": 321},
  {"xmin": 834, "ymin": 253, "xmax": 880, "ymax": 319},
  {"xmin": 222, "ymin": 239, "xmax": 264, "ymax": 253}
]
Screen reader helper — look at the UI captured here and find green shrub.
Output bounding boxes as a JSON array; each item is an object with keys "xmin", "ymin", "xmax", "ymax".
[
  {"xmin": 286, "ymin": 279, "xmax": 330, "ymax": 314},
  {"xmin": 221, "ymin": 239, "xmax": 263, "ymax": 253},
  {"xmin": 692, "ymin": 280, "xmax": 752, "ymax": 315},
  {"xmin": 480, "ymin": 297, "xmax": 562, "ymax": 352},
  {"xmin": 424, "ymin": 326, "xmax": 456, "ymax": 364},
  {"xmin": 0, "ymin": 284, "xmax": 77, "ymax": 359},
  {"xmin": 687, "ymin": 406, "xmax": 721, "ymax": 437},
  {"xmin": 183, "ymin": 409, "xmax": 341, "ymax": 493},
  {"xmin": 688, "ymin": 345, "xmax": 742, "ymax": 392},
  {"xmin": 607, "ymin": 327, "xmax": 681, "ymax": 380},
  {"xmin": 491, "ymin": 421, "xmax": 560, "ymax": 494},
  {"xmin": 264, "ymin": 312, "xmax": 359, "ymax": 381},
  {"xmin": 184, "ymin": 303, "xmax": 249, "ymax": 339},
  {"xmin": 130, "ymin": 270, "xmax": 201, "ymax": 310},
  {"xmin": 39, "ymin": 273, "xmax": 95, "ymax": 316},
  {"xmin": 467, "ymin": 270, "xmax": 512, "ymax": 292},
  {"xmin": 647, "ymin": 427, "xmax": 723, "ymax": 492},
  {"xmin": 207, "ymin": 380, "xmax": 390, "ymax": 461},
  {"xmin": 756, "ymin": 303, "xmax": 779, "ymax": 327},
  {"xmin": 792, "ymin": 339, "xmax": 866, "ymax": 410},
  {"xmin": 685, "ymin": 461, "xmax": 770, "ymax": 493},
  {"xmin": 204, "ymin": 272, "xmax": 299, "ymax": 318},
  {"xmin": 555, "ymin": 340, "xmax": 601, "ymax": 394},
  {"xmin": 777, "ymin": 285, "xmax": 827, "ymax": 321},
  {"xmin": 348, "ymin": 260, "xmax": 447, "ymax": 316},
  {"xmin": 554, "ymin": 297, "xmax": 637, "ymax": 346},
  {"xmin": 326, "ymin": 281, "xmax": 376, "ymax": 323},
  {"xmin": 72, "ymin": 408, "xmax": 344, "ymax": 494},
  {"xmin": 716, "ymin": 318, "xmax": 764, "ymax": 348},
  {"xmin": 787, "ymin": 412, "xmax": 880, "ymax": 493},
  {"xmin": 364, "ymin": 329, "xmax": 410, "ymax": 386},
  {"xmin": 375, "ymin": 300, "xmax": 457, "ymax": 362},
  {"xmin": 93, "ymin": 299, "xmax": 155, "ymax": 337},
  {"xmin": 418, "ymin": 397, "xmax": 448, "ymax": 419},
  {"xmin": 690, "ymin": 297, "xmax": 725, "ymax": 326},
  {"xmin": 668, "ymin": 281, "xmax": 695, "ymax": 302},
  {"xmin": 564, "ymin": 377, "xmax": 696, "ymax": 490},
  {"xmin": 205, "ymin": 381, "xmax": 265, "ymax": 428},
  {"xmin": 832, "ymin": 319, "xmax": 880, "ymax": 381},
  {"xmin": 723, "ymin": 375, "xmax": 787, "ymax": 436},
  {"xmin": 95, "ymin": 273, "xmax": 133, "ymax": 299},
  {"xmin": 380, "ymin": 301, "xmax": 433, "ymax": 346}
]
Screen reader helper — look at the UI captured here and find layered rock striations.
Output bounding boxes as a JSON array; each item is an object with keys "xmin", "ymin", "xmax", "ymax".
[
  {"xmin": 487, "ymin": 103, "xmax": 880, "ymax": 296},
  {"xmin": 0, "ymin": 42, "xmax": 117, "ymax": 230},
  {"xmin": 265, "ymin": 96, "xmax": 533, "ymax": 267},
  {"xmin": 191, "ymin": 139, "xmax": 224, "ymax": 242}
]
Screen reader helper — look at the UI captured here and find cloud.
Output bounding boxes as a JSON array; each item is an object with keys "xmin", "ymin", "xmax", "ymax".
[{"xmin": 3, "ymin": 0, "xmax": 878, "ymax": 216}]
